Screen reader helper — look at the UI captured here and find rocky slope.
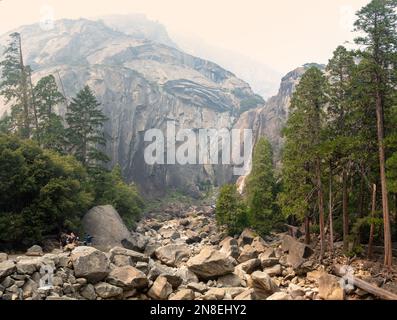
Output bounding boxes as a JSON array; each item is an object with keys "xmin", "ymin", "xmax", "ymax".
[{"xmin": 1, "ymin": 204, "xmax": 394, "ymax": 301}]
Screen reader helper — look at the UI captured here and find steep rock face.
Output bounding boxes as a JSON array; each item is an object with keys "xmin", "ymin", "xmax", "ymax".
[
  {"xmin": 0, "ymin": 19, "xmax": 263, "ymax": 196},
  {"xmin": 233, "ymin": 65, "xmax": 325, "ymax": 192},
  {"xmin": 234, "ymin": 66, "xmax": 308, "ymax": 161}
]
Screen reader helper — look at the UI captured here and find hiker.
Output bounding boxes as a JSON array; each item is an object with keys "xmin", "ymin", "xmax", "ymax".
[
  {"xmin": 69, "ymin": 232, "xmax": 76, "ymax": 243},
  {"xmin": 67, "ymin": 232, "xmax": 80, "ymax": 244},
  {"xmin": 83, "ymin": 234, "xmax": 94, "ymax": 246},
  {"xmin": 59, "ymin": 232, "xmax": 68, "ymax": 248}
]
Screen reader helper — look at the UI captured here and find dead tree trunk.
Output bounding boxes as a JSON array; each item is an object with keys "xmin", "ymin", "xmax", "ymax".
[{"xmin": 333, "ymin": 264, "xmax": 397, "ymax": 300}]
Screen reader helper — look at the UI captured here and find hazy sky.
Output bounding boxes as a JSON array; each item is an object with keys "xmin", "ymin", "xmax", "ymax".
[{"xmin": 0, "ymin": 0, "xmax": 370, "ymax": 73}]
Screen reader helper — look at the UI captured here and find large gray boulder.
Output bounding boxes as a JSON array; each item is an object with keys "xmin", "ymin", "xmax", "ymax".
[
  {"xmin": 0, "ymin": 260, "xmax": 16, "ymax": 279},
  {"xmin": 148, "ymin": 262, "xmax": 183, "ymax": 289},
  {"xmin": 236, "ymin": 258, "xmax": 261, "ymax": 274},
  {"xmin": 187, "ymin": 247, "xmax": 235, "ymax": 279},
  {"xmin": 107, "ymin": 266, "xmax": 148, "ymax": 289},
  {"xmin": 154, "ymin": 244, "xmax": 191, "ymax": 267},
  {"xmin": 80, "ymin": 284, "xmax": 97, "ymax": 300},
  {"xmin": 16, "ymin": 257, "xmax": 51, "ymax": 275},
  {"xmin": 248, "ymin": 271, "xmax": 279, "ymax": 299},
  {"xmin": 26, "ymin": 245, "xmax": 43, "ymax": 257},
  {"xmin": 71, "ymin": 246, "xmax": 110, "ymax": 283},
  {"xmin": 82, "ymin": 205, "xmax": 135, "ymax": 251},
  {"xmin": 281, "ymin": 235, "xmax": 313, "ymax": 270},
  {"xmin": 109, "ymin": 247, "xmax": 149, "ymax": 264}
]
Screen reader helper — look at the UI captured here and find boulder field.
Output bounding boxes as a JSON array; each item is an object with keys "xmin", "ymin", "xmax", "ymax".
[{"xmin": 0, "ymin": 205, "xmax": 392, "ymax": 300}]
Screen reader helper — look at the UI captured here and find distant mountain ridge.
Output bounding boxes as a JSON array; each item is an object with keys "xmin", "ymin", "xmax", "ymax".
[
  {"xmin": 172, "ymin": 33, "xmax": 282, "ymax": 99},
  {"xmin": 97, "ymin": 14, "xmax": 177, "ymax": 48},
  {"xmin": 96, "ymin": 14, "xmax": 281, "ymax": 99}
]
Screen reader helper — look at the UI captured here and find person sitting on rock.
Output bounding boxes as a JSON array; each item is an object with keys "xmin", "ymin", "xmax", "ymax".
[
  {"xmin": 63, "ymin": 231, "xmax": 79, "ymax": 246},
  {"xmin": 69, "ymin": 232, "xmax": 78, "ymax": 244},
  {"xmin": 59, "ymin": 232, "xmax": 68, "ymax": 248}
]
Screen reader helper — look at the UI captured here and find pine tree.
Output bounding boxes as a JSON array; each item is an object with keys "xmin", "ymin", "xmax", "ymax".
[
  {"xmin": 279, "ymin": 67, "xmax": 328, "ymax": 259},
  {"xmin": 66, "ymin": 85, "xmax": 108, "ymax": 169},
  {"xmin": 0, "ymin": 33, "xmax": 32, "ymax": 137},
  {"xmin": 216, "ymin": 184, "xmax": 247, "ymax": 236},
  {"xmin": 279, "ymin": 99, "xmax": 314, "ymax": 245},
  {"xmin": 354, "ymin": 0, "xmax": 397, "ymax": 268},
  {"xmin": 325, "ymin": 46, "xmax": 356, "ymax": 252},
  {"xmin": 245, "ymin": 137, "xmax": 279, "ymax": 236},
  {"xmin": 34, "ymin": 75, "xmax": 66, "ymax": 152}
]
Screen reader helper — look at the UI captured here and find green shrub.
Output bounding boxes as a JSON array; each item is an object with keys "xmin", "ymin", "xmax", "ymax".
[
  {"xmin": 216, "ymin": 184, "xmax": 248, "ymax": 236},
  {"xmin": 245, "ymin": 138, "xmax": 282, "ymax": 236},
  {"xmin": 310, "ymin": 224, "xmax": 320, "ymax": 235},
  {"xmin": 0, "ymin": 134, "xmax": 93, "ymax": 247}
]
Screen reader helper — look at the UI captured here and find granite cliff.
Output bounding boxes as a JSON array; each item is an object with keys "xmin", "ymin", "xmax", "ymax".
[{"xmin": 0, "ymin": 18, "xmax": 310, "ymax": 197}]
